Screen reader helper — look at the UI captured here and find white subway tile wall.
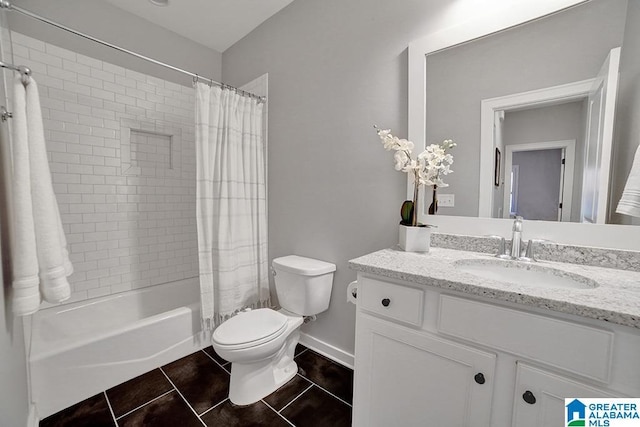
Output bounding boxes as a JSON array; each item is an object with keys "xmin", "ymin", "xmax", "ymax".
[{"xmin": 11, "ymin": 32, "xmax": 198, "ymax": 304}]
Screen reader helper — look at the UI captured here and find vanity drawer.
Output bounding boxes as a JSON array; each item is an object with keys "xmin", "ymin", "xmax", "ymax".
[
  {"xmin": 359, "ymin": 278, "xmax": 424, "ymax": 326},
  {"xmin": 437, "ymin": 295, "xmax": 614, "ymax": 382}
]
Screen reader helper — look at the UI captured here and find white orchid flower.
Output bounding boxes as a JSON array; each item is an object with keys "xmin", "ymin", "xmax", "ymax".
[
  {"xmin": 397, "ymin": 139, "xmax": 414, "ymax": 151},
  {"xmin": 393, "ymin": 150, "xmax": 409, "ymax": 171},
  {"xmin": 402, "ymin": 159, "xmax": 418, "ymax": 173},
  {"xmin": 377, "ymin": 127, "xmax": 455, "ymax": 188}
]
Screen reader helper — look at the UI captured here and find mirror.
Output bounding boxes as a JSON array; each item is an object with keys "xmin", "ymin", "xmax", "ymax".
[{"xmin": 421, "ymin": 0, "xmax": 638, "ymax": 225}]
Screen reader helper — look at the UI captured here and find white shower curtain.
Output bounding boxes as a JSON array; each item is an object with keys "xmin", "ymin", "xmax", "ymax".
[{"xmin": 195, "ymin": 83, "xmax": 269, "ymax": 328}]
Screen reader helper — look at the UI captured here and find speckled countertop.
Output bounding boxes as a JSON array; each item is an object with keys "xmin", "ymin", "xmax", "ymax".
[{"xmin": 349, "ymin": 246, "xmax": 640, "ymax": 329}]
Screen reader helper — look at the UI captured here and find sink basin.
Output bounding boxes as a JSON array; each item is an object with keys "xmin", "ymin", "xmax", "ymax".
[{"xmin": 453, "ymin": 259, "xmax": 598, "ymax": 289}]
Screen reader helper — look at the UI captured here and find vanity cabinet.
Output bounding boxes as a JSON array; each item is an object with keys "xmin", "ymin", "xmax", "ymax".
[
  {"xmin": 354, "ymin": 313, "xmax": 496, "ymax": 426},
  {"xmin": 353, "ymin": 275, "xmax": 640, "ymax": 427},
  {"xmin": 512, "ymin": 363, "xmax": 617, "ymax": 427}
]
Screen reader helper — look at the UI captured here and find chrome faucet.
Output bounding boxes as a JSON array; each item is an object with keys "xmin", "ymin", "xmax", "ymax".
[
  {"xmin": 510, "ymin": 216, "xmax": 523, "ymax": 259},
  {"xmin": 489, "ymin": 219, "xmax": 541, "ymax": 262},
  {"xmin": 487, "ymin": 235, "xmax": 511, "ymax": 260}
]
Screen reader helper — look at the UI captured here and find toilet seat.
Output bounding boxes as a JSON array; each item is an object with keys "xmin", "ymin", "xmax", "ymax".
[{"xmin": 212, "ymin": 308, "xmax": 288, "ymax": 350}]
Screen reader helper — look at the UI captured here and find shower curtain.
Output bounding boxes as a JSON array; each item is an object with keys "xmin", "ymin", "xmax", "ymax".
[{"xmin": 195, "ymin": 83, "xmax": 269, "ymax": 328}]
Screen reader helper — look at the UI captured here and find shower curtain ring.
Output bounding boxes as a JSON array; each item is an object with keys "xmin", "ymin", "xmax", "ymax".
[
  {"xmin": 18, "ymin": 65, "xmax": 31, "ymax": 85},
  {"xmin": 193, "ymin": 74, "xmax": 198, "ymax": 85}
]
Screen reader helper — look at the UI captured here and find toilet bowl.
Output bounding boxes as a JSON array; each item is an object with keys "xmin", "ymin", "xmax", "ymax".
[
  {"xmin": 212, "ymin": 308, "xmax": 304, "ymax": 405},
  {"xmin": 211, "ymin": 255, "xmax": 335, "ymax": 405}
]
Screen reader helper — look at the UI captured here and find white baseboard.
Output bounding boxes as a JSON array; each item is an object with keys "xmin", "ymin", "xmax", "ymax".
[
  {"xmin": 27, "ymin": 404, "xmax": 39, "ymax": 427},
  {"xmin": 299, "ymin": 332, "xmax": 354, "ymax": 369}
]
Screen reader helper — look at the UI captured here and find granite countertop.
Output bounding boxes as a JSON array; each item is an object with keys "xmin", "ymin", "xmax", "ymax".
[{"xmin": 349, "ymin": 247, "xmax": 640, "ymax": 329}]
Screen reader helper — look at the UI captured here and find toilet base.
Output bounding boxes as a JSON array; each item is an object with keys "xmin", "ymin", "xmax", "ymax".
[{"xmin": 228, "ymin": 329, "xmax": 301, "ymax": 405}]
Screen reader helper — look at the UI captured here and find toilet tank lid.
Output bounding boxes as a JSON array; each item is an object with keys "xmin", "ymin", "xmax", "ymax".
[{"xmin": 272, "ymin": 255, "xmax": 336, "ymax": 276}]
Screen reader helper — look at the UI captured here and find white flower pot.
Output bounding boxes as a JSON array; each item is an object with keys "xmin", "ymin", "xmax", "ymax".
[{"xmin": 398, "ymin": 224, "xmax": 431, "ymax": 252}]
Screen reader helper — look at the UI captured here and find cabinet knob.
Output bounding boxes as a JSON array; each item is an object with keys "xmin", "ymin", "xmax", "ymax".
[
  {"xmin": 522, "ymin": 390, "xmax": 536, "ymax": 405},
  {"xmin": 474, "ymin": 373, "xmax": 485, "ymax": 384},
  {"xmin": 381, "ymin": 298, "xmax": 391, "ymax": 307}
]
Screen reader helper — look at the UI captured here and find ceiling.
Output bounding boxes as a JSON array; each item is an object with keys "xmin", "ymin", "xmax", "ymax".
[{"xmin": 102, "ymin": 0, "xmax": 295, "ymax": 52}]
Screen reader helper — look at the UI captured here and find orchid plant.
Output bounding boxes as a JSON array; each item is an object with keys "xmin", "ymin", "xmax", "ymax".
[{"xmin": 375, "ymin": 126, "xmax": 456, "ymax": 227}]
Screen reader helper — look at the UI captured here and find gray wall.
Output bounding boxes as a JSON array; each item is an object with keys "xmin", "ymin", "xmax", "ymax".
[
  {"xmin": 611, "ymin": 0, "xmax": 640, "ymax": 226},
  {"xmin": 425, "ymin": 0, "xmax": 627, "ymax": 217},
  {"xmin": 512, "ymin": 149, "xmax": 563, "ymax": 221},
  {"xmin": 8, "ymin": 0, "xmax": 222, "ymax": 86},
  {"xmin": 503, "ymin": 101, "xmax": 585, "ymax": 222},
  {"xmin": 222, "ymin": 0, "xmax": 461, "ymax": 355}
]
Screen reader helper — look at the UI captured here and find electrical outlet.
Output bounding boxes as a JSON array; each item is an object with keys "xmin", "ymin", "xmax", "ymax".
[{"xmin": 438, "ymin": 194, "xmax": 455, "ymax": 207}]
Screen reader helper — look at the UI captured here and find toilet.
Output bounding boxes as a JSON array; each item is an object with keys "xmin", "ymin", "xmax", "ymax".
[{"xmin": 211, "ymin": 255, "xmax": 336, "ymax": 405}]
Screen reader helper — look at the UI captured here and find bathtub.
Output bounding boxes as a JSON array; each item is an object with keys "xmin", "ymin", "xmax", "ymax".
[{"xmin": 28, "ymin": 278, "xmax": 208, "ymax": 418}]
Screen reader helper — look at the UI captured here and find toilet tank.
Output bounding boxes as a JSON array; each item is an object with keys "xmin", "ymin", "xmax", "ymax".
[{"xmin": 272, "ymin": 255, "xmax": 336, "ymax": 316}]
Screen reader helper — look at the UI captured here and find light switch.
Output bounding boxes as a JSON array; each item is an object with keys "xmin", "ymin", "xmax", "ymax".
[{"xmin": 438, "ymin": 194, "xmax": 455, "ymax": 207}]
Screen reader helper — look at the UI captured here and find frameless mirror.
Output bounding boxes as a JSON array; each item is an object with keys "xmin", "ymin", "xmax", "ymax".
[{"xmin": 422, "ymin": 0, "xmax": 638, "ymax": 225}]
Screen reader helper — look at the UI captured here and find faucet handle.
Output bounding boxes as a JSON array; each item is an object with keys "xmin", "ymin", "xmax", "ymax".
[
  {"xmin": 519, "ymin": 239, "xmax": 536, "ymax": 262},
  {"xmin": 495, "ymin": 237, "xmax": 511, "ymax": 260},
  {"xmin": 482, "ymin": 235, "xmax": 511, "ymax": 259}
]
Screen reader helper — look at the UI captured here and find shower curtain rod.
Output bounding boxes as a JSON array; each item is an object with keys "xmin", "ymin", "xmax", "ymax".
[{"xmin": 0, "ymin": 0, "xmax": 266, "ymax": 102}]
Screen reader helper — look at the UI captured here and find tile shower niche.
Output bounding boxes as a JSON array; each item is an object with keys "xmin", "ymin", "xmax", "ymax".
[{"xmin": 121, "ymin": 118, "xmax": 182, "ymax": 177}]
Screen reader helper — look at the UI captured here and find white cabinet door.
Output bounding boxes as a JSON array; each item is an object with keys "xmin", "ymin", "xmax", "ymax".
[
  {"xmin": 513, "ymin": 363, "xmax": 619, "ymax": 427},
  {"xmin": 353, "ymin": 313, "xmax": 496, "ymax": 427}
]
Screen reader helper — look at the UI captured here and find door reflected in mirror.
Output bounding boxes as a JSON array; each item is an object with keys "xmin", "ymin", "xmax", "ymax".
[{"xmin": 504, "ymin": 144, "xmax": 568, "ymax": 222}]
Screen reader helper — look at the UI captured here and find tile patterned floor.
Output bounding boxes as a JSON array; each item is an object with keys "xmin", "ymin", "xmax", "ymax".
[{"xmin": 40, "ymin": 345, "xmax": 353, "ymax": 427}]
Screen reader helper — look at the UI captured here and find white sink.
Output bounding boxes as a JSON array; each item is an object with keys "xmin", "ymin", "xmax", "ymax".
[{"xmin": 453, "ymin": 259, "xmax": 598, "ymax": 289}]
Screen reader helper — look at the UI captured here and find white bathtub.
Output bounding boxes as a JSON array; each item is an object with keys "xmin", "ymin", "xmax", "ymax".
[{"xmin": 28, "ymin": 278, "xmax": 207, "ymax": 418}]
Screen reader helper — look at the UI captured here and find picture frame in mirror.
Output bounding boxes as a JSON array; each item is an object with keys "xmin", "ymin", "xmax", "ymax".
[{"xmin": 494, "ymin": 147, "xmax": 501, "ymax": 187}]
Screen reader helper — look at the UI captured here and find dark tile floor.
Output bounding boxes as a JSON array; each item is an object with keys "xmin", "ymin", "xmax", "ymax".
[{"xmin": 40, "ymin": 344, "xmax": 353, "ymax": 427}]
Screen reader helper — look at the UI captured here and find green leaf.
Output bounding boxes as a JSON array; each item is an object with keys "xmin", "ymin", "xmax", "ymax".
[{"xmin": 400, "ymin": 200, "xmax": 414, "ymax": 225}]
